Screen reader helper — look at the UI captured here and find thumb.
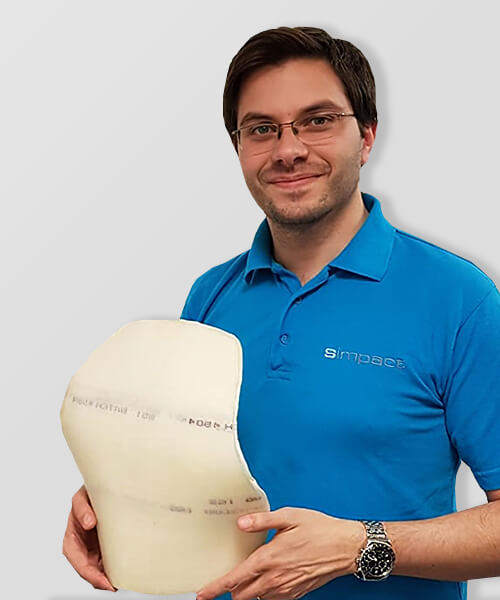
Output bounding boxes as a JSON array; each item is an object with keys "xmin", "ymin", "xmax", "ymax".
[
  {"xmin": 72, "ymin": 488, "xmax": 96, "ymax": 530},
  {"xmin": 80, "ymin": 510, "xmax": 96, "ymax": 530}
]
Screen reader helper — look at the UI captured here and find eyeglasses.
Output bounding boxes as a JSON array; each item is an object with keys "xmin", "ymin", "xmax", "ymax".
[{"xmin": 231, "ymin": 112, "xmax": 356, "ymax": 155}]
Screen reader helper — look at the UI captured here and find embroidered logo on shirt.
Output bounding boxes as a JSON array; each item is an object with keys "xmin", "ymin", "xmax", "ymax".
[{"xmin": 323, "ymin": 347, "xmax": 406, "ymax": 369}]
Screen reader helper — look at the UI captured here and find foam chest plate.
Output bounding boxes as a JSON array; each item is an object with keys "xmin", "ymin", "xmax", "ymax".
[{"xmin": 61, "ymin": 319, "xmax": 269, "ymax": 595}]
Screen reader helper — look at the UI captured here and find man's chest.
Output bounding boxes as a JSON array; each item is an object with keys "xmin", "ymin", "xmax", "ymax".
[
  {"xmin": 202, "ymin": 278, "xmax": 449, "ymax": 453},
  {"xmin": 197, "ymin": 275, "xmax": 459, "ymax": 519}
]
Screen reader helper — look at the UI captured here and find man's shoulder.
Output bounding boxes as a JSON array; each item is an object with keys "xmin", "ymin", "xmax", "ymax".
[
  {"xmin": 393, "ymin": 226, "xmax": 497, "ymax": 309},
  {"xmin": 189, "ymin": 250, "xmax": 249, "ymax": 290},
  {"xmin": 180, "ymin": 250, "xmax": 250, "ymax": 321}
]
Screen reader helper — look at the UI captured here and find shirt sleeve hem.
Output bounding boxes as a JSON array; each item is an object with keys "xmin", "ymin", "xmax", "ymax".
[{"xmin": 474, "ymin": 466, "xmax": 500, "ymax": 491}]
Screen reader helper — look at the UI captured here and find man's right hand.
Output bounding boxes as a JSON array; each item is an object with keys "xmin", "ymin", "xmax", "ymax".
[{"xmin": 62, "ymin": 484, "xmax": 117, "ymax": 592}]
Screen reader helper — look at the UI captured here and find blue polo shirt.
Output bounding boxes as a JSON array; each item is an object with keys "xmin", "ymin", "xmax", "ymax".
[{"xmin": 180, "ymin": 193, "xmax": 500, "ymax": 600}]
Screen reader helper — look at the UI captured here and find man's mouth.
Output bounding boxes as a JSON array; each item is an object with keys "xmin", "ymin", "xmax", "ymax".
[{"xmin": 269, "ymin": 175, "xmax": 322, "ymax": 189}]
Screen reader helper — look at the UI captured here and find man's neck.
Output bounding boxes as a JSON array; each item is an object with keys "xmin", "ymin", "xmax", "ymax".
[{"xmin": 268, "ymin": 190, "xmax": 369, "ymax": 286}]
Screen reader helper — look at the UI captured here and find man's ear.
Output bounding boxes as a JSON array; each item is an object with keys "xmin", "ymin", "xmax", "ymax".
[
  {"xmin": 232, "ymin": 138, "xmax": 240, "ymax": 157},
  {"xmin": 360, "ymin": 121, "xmax": 377, "ymax": 167}
]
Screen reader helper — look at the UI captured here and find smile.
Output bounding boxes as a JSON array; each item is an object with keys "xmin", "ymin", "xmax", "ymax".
[{"xmin": 270, "ymin": 175, "xmax": 322, "ymax": 189}]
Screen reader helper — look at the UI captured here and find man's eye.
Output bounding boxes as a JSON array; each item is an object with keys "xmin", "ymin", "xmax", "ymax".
[
  {"xmin": 250, "ymin": 124, "xmax": 274, "ymax": 135},
  {"xmin": 306, "ymin": 115, "xmax": 334, "ymax": 126}
]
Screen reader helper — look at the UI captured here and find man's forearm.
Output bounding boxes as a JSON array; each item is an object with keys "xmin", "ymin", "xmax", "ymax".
[{"xmin": 384, "ymin": 500, "xmax": 500, "ymax": 581}]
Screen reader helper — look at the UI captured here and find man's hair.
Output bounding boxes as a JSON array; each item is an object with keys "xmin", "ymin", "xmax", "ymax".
[{"xmin": 223, "ymin": 26, "xmax": 377, "ymax": 153}]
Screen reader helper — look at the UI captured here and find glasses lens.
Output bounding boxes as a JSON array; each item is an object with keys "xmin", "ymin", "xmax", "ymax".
[
  {"xmin": 297, "ymin": 115, "xmax": 337, "ymax": 144},
  {"xmin": 240, "ymin": 123, "xmax": 277, "ymax": 155}
]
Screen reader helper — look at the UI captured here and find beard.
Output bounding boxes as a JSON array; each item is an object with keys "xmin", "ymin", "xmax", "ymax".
[{"xmin": 245, "ymin": 149, "xmax": 362, "ymax": 228}]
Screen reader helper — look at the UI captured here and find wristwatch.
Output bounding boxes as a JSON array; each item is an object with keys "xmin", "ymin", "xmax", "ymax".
[{"xmin": 353, "ymin": 520, "xmax": 396, "ymax": 581}]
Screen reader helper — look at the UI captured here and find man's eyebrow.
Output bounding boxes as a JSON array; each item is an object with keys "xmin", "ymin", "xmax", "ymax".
[{"xmin": 238, "ymin": 100, "xmax": 345, "ymax": 128}]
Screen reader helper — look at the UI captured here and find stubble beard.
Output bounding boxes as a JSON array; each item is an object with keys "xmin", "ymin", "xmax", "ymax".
[{"xmin": 248, "ymin": 151, "xmax": 362, "ymax": 230}]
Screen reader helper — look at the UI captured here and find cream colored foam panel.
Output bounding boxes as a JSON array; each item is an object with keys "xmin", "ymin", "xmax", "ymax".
[{"xmin": 60, "ymin": 319, "xmax": 269, "ymax": 595}]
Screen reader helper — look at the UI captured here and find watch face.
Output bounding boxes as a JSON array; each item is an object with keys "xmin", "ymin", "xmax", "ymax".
[{"xmin": 360, "ymin": 542, "xmax": 395, "ymax": 579}]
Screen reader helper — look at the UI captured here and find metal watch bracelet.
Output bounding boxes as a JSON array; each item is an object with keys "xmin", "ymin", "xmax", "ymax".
[{"xmin": 353, "ymin": 520, "xmax": 395, "ymax": 581}]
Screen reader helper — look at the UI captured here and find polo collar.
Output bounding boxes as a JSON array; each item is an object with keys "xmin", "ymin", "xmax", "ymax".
[{"xmin": 244, "ymin": 193, "xmax": 395, "ymax": 284}]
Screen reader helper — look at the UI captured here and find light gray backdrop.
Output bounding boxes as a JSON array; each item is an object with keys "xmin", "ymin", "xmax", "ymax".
[{"xmin": 1, "ymin": 1, "xmax": 499, "ymax": 599}]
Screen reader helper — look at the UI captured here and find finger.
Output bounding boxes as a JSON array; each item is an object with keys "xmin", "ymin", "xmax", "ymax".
[
  {"xmin": 63, "ymin": 520, "xmax": 116, "ymax": 592},
  {"xmin": 72, "ymin": 485, "xmax": 96, "ymax": 530},
  {"xmin": 238, "ymin": 507, "xmax": 297, "ymax": 534},
  {"xmin": 234, "ymin": 571, "xmax": 307, "ymax": 600},
  {"xmin": 230, "ymin": 565, "xmax": 305, "ymax": 600},
  {"xmin": 79, "ymin": 563, "xmax": 117, "ymax": 592},
  {"xmin": 197, "ymin": 556, "xmax": 264, "ymax": 600},
  {"xmin": 63, "ymin": 506, "xmax": 117, "ymax": 592},
  {"xmin": 229, "ymin": 575, "xmax": 269, "ymax": 600}
]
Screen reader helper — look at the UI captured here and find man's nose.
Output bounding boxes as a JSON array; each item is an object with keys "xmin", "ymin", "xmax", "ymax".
[{"xmin": 270, "ymin": 123, "xmax": 309, "ymax": 165}]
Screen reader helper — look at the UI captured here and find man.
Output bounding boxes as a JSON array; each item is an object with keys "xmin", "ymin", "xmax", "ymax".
[{"xmin": 63, "ymin": 26, "xmax": 500, "ymax": 600}]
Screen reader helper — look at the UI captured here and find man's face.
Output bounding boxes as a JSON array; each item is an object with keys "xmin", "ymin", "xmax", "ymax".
[{"xmin": 235, "ymin": 58, "xmax": 376, "ymax": 226}]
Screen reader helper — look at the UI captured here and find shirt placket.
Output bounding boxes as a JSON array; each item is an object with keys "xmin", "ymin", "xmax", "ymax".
[{"xmin": 267, "ymin": 264, "xmax": 335, "ymax": 379}]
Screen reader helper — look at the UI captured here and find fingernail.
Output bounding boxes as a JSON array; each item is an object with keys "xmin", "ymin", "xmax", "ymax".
[
  {"xmin": 84, "ymin": 514, "xmax": 94, "ymax": 527},
  {"xmin": 238, "ymin": 516, "xmax": 252, "ymax": 528}
]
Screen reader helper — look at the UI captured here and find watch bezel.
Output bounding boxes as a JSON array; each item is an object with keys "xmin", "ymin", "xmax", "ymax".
[{"xmin": 355, "ymin": 540, "xmax": 396, "ymax": 581}]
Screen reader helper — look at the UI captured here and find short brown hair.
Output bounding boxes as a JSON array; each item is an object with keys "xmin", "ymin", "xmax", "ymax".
[{"xmin": 223, "ymin": 26, "xmax": 377, "ymax": 153}]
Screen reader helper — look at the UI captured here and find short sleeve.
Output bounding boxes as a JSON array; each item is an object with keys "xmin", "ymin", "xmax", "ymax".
[
  {"xmin": 178, "ymin": 267, "xmax": 218, "ymax": 322},
  {"xmin": 179, "ymin": 280, "xmax": 199, "ymax": 321},
  {"xmin": 443, "ymin": 283, "xmax": 500, "ymax": 491}
]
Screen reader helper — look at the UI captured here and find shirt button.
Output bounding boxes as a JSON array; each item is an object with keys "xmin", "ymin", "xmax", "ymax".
[{"xmin": 280, "ymin": 333, "xmax": 289, "ymax": 345}]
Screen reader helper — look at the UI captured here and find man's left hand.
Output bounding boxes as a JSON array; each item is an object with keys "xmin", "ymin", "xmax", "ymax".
[{"xmin": 196, "ymin": 506, "xmax": 366, "ymax": 600}]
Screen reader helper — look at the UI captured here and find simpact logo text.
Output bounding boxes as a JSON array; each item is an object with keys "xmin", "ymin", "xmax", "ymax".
[{"xmin": 323, "ymin": 347, "xmax": 406, "ymax": 369}]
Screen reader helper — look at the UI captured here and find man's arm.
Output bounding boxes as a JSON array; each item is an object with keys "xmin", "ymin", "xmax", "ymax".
[
  {"xmin": 385, "ymin": 489, "xmax": 500, "ymax": 581},
  {"xmin": 196, "ymin": 497, "xmax": 500, "ymax": 600}
]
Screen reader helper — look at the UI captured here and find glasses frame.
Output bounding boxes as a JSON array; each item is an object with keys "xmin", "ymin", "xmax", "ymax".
[{"xmin": 231, "ymin": 112, "xmax": 357, "ymax": 150}]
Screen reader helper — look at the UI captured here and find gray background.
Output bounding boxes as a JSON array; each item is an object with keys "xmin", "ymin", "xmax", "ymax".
[{"xmin": 1, "ymin": 1, "xmax": 499, "ymax": 598}]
